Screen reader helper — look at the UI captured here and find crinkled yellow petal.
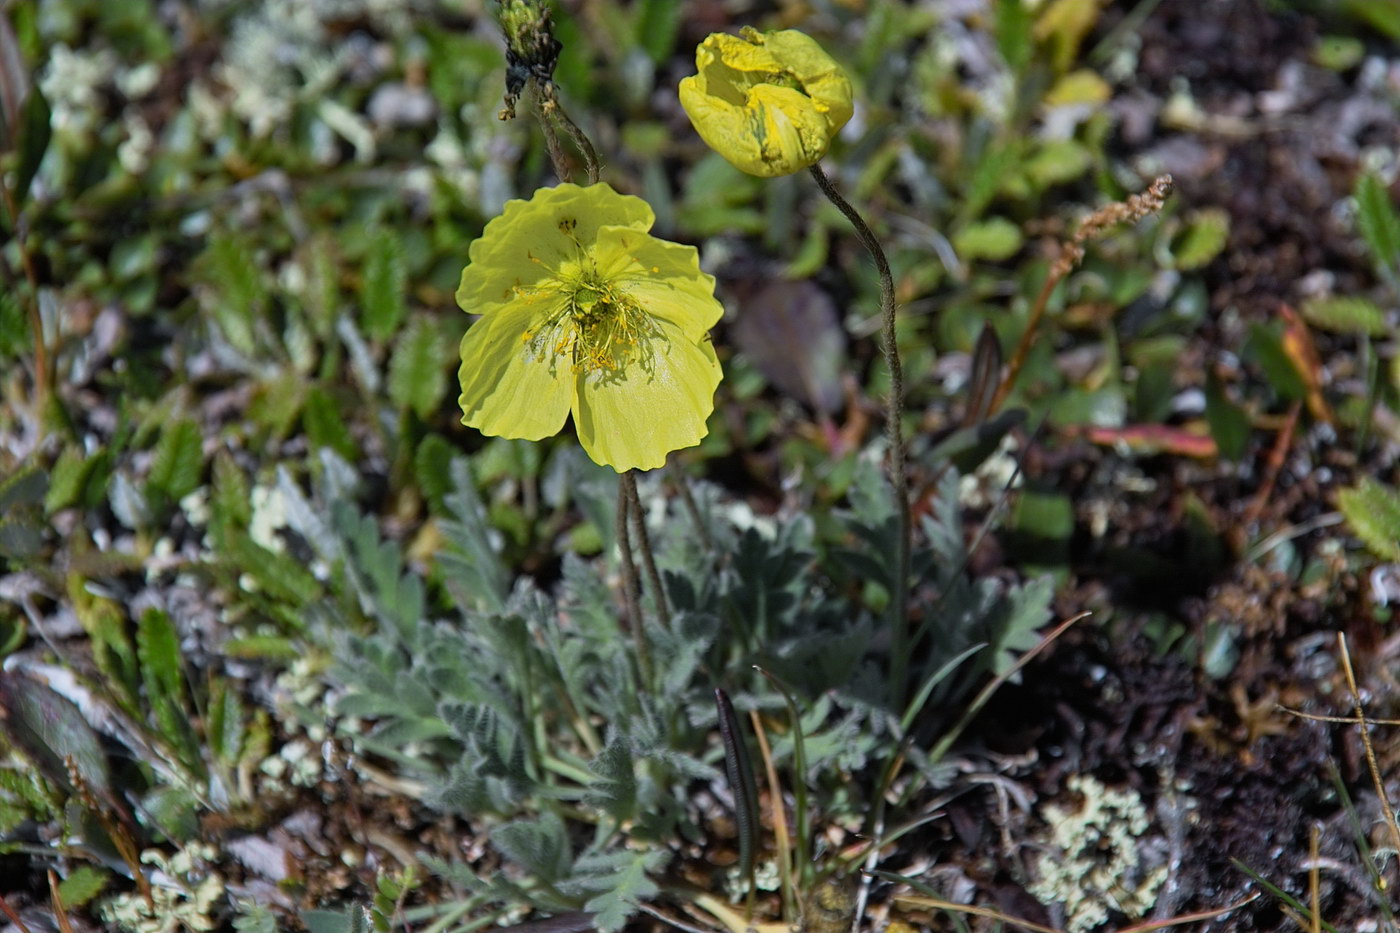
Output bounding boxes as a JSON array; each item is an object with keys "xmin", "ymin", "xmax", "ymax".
[
  {"xmin": 679, "ymin": 75, "xmax": 772, "ymax": 176},
  {"xmin": 679, "ymin": 29, "xmax": 854, "ymax": 177},
  {"xmin": 591, "ymin": 226, "xmax": 724, "ymax": 338},
  {"xmin": 457, "ymin": 183, "xmax": 655, "ymax": 316},
  {"xmin": 458, "ymin": 295, "xmax": 573, "ymax": 441},
  {"xmin": 572, "ymin": 323, "xmax": 722, "ymax": 472},
  {"xmin": 762, "ymin": 30, "xmax": 854, "ymax": 131}
]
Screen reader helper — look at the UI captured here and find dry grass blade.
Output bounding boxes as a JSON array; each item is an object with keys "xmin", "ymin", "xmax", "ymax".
[
  {"xmin": 47, "ymin": 870, "xmax": 75, "ymax": 933},
  {"xmin": 0, "ymin": 891, "xmax": 34, "ymax": 933},
  {"xmin": 1336, "ymin": 632, "xmax": 1400, "ymax": 883},
  {"xmin": 749, "ymin": 707, "xmax": 797, "ymax": 923},
  {"xmin": 1310, "ymin": 822, "xmax": 1321, "ymax": 933}
]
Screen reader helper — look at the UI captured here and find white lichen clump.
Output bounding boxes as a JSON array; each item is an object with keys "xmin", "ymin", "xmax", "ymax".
[
  {"xmin": 1028, "ymin": 774, "xmax": 1167, "ymax": 933},
  {"xmin": 99, "ymin": 844, "xmax": 224, "ymax": 933}
]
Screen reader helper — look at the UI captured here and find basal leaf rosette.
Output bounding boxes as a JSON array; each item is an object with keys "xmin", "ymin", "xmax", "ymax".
[
  {"xmin": 679, "ymin": 27, "xmax": 853, "ymax": 177},
  {"xmin": 457, "ymin": 183, "xmax": 723, "ymax": 472}
]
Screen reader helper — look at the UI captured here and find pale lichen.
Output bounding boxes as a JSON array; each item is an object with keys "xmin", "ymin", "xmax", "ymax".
[
  {"xmin": 99, "ymin": 844, "xmax": 225, "ymax": 933},
  {"xmin": 1028, "ymin": 774, "xmax": 1168, "ymax": 933}
]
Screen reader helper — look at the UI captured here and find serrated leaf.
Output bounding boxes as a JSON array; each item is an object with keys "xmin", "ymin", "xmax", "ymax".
[
  {"xmin": 199, "ymin": 232, "xmax": 266, "ymax": 355},
  {"xmin": 209, "ymin": 451, "xmax": 250, "ymax": 547},
  {"xmin": 361, "ymin": 229, "xmax": 407, "ymax": 342},
  {"xmin": 45, "ymin": 446, "xmax": 97, "ymax": 513},
  {"xmin": 586, "ymin": 736, "xmax": 637, "ymax": 822},
  {"xmin": 388, "ymin": 314, "xmax": 448, "ymax": 417},
  {"xmin": 223, "ymin": 532, "xmax": 321, "ymax": 606},
  {"xmin": 136, "ymin": 608, "xmax": 199, "ymax": 768},
  {"xmin": 56, "ymin": 865, "xmax": 107, "ymax": 908},
  {"xmin": 414, "ymin": 434, "xmax": 454, "ymax": 514},
  {"xmin": 1300, "ymin": 295, "xmax": 1387, "ymax": 336},
  {"xmin": 439, "ymin": 456, "xmax": 509, "ymax": 613},
  {"xmin": 580, "ymin": 852, "xmax": 661, "ymax": 933},
  {"xmin": 14, "ymin": 87, "xmax": 51, "ymax": 205},
  {"xmin": 304, "ymin": 385, "xmax": 357, "ymax": 461},
  {"xmin": 492, "ymin": 812, "xmax": 571, "ymax": 884},
  {"xmin": 147, "ymin": 419, "xmax": 203, "ymax": 503},
  {"xmin": 1338, "ymin": 477, "xmax": 1400, "ymax": 562},
  {"xmin": 1355, "ymin": 172, "xmax": 1400, "ymax": 273}
]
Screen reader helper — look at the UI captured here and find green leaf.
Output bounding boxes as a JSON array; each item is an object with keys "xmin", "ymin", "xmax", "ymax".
[
  {"xmin": 634, "ymin": 0, "xmax": 682, "ymax": 62},
  {"xmin": 302, "ymin": 907, "xmax": 370, "ymax": 933},
  {"xmin": 580, "ymin": 851, "xmax": 662, "ymax": 933},
  {"xmin": 199, "ymin": 232, "xmax": 267, "ymax": 356},
  {"xmin": 1300, "ymin": 295, "xmax": 1387, "ymax": 336},
  {"xmin": 56, "ymin": 865, "xmax": 108, "ymax": 908},
  {"xmin": 388, "ymin": 314, "xmax": 448, "ymax": 417},
  {"xmin": 492, "ymin": 812, "xmax": 571, "ymax": 884},
  {"xmin": 1338, "ymin": 477, "xmax": 1400, "ymax": 562},
  {"xmin": 224, "ymin": 532, "xmax": 322, "ymax": 606},
  {"xmin": 953, "ymin": 217, "xmax": 1024, "ymax": 261},
  {"xmin": 414, "ymin": 434, "xmax": 454, "ymax": 514},
  {"xmin": 1025, "ymin": 139, "xmax": 1092, "ymax": 188},
  {"xmin": 0, "ymin": 671, "xmax": 112, "ymax": 801},
  {"xmin": 14, "ymin": 88, "xmax": 52, "ymax": 206},
  {"xmin": 304, "ymin": 385, "xmax": 357, "ymax": 461},
  {"xmin": 1355, "ymin": 172, "xmax": 1400, "ymax": 273},
  {"xmin": 45, "ymin": 446, "xmax": 99, "ymax": 513},
  {"xmin": 0, "ymin": 467, "xmax": 45, "ymax": 512},
  {"xmin": 995, "ymin": 0, "xmax": 1033, "ymax": 72},
  {"xmin": 0, "ymin": 290, "xmax": 26, "ymax": 357},
  {"xmin": 1205, "ymin": 371, "xmax": 1250, "ymax": 461},
  {"xmin": 361, "ymin": 229, "xmax": 407, "ymax": 342},
  {"xmin": 147, "ymin": 418, "xmax": 203, "ymax": 502},
  {"xmin": 1171, "ymin": 208, "xmax": 1230, "ymax": 270},
  {"xmin": 136, "ymin": 608, "xmax": 198, "ymax": 767}
]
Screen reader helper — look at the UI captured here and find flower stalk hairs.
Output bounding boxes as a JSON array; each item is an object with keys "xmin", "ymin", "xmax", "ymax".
[
  {"xmin": 679, "ymin": 27, "xmax": 853, "ymax": 178},
  {"xmin": 457, "ymin": 183, "xmax": 724, "ymax": 473}
]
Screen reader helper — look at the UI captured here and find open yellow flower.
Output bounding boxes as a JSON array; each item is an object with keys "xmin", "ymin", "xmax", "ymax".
[
  {"xmin": 679, "ymin": 27, "xmax": 853, "ymax": 178},
  {"xmin": 457, "ymin": 183, "xmax": 723, "ymax": 472}
]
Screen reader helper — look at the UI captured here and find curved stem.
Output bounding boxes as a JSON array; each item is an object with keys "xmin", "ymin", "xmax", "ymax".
[
  {"xmin": 616, "ymin": 474, "xmax": 650, "ymax": 686},
  {"xmin": 550, "ymin": 104, "xmax": 601, "ymax": 185},
  {"xmin": 808, "ymin": 163, "xmax": 912, "ymax": 707},
  {"xmin": 623, "ymin": 471, "xmax": 670, "ymax": 629}
]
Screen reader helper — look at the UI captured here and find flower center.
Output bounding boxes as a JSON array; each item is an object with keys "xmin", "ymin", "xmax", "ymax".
[{"xmin": 523, "ymin": 261, "xmax": 660, "ymax": 379}]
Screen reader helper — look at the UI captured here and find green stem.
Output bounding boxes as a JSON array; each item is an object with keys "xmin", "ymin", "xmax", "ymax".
[{"xmin": 808, "ymin": 163, "xmax": 912, "ymax": 707}]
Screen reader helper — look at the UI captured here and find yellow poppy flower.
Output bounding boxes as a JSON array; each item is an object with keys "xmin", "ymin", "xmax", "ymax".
[
  {"xmin": 457, "ymin": 183, "xmax": 724, "ymax": 472},
  {"xmin": 679, "ymin": 27, "xmax": 854, "ymax": 178}
]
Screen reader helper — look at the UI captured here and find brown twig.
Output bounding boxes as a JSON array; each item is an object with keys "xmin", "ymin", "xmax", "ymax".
[
  {"xmin": 1336, "ymin": 632, "xmax": 1400, "ymax": 876},
  {"xmin": 989, "ymin": 174, "xmax": 1174, "ymax": 414},
  {"xmin": 1236, "ymin": 398, "xmax": 1301, "ymax": 549}
]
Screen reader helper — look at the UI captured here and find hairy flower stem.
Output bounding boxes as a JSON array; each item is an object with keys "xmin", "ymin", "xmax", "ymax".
[
  {"xmin": 616, "ymin": 477, "xmax": 651, "ymax": 686},
  {"xmin": 624, "ymin": 472, "xmax": 671, "ymax": 629},
  {"xmin": 809, "ymin": 164, "xmax": 912, "ymax": 707}
]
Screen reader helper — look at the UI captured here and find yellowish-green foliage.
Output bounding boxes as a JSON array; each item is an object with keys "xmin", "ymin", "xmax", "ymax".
[
  {"xmin": 457, "ymin": 183, "xmax": 723, "ymax": 472},
  {"xmin": 679, "ymin": 28, "xmax": 852, "ymax": 177}
]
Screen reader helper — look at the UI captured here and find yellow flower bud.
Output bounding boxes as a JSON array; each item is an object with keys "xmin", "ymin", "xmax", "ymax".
[{"xmin": 679, "ymin": 28, "xmax": 853, "ymax": 178}]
